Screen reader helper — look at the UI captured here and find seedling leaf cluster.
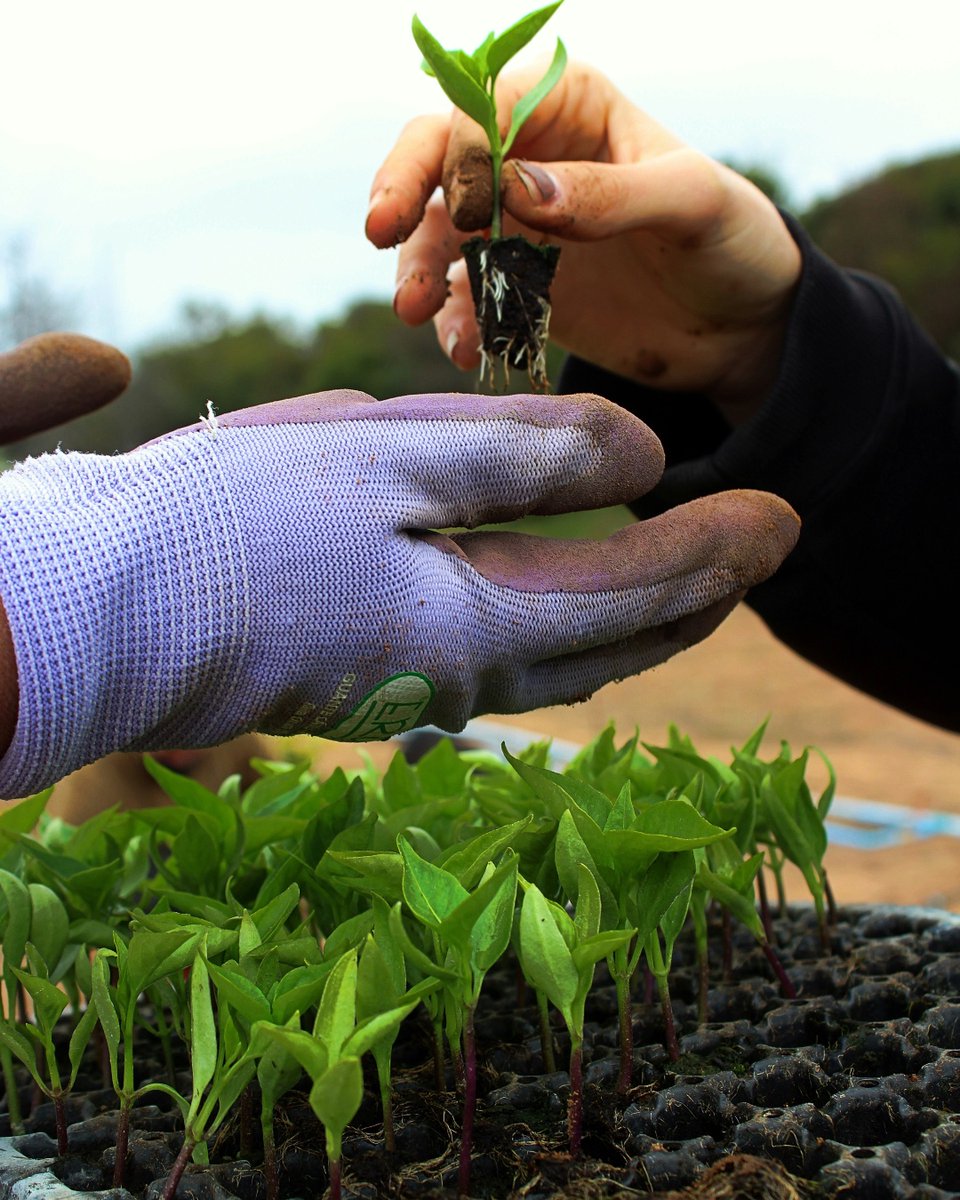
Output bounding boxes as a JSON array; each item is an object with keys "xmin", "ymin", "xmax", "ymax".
[
  {"xmin": 0, "ymin": 721, "xmax": 836, "ymax": 1199},
  {"xmin": 412, "ymin": 3, "xmax": 567, "ymax": 390}
]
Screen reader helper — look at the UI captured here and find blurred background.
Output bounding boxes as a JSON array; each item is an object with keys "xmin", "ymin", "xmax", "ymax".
[{"xmin": 3, "ymin": 0, "xmax": 960, "ymax": 900}]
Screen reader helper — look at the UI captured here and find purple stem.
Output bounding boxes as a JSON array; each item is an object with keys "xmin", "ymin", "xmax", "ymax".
[
  {"xmin": 762, "ymin": 941, "xmax": 796, "ymax": 998},
  {"xmin": 657, "ymin": 977, "xmax": 680, "ymax": 1062},
  {"xmin": 238, "ymin": 1083, "xmax": 254, "ymax": 1162},
  {"xmin": 263, "ymin": 1122, "xmax": 279, "ymax": 1200},
  {"xmin": 825, "ymin": 871, "xmax": 839, "ymax": 925},
  {"xmin": 756, "ymin": 869, "xmax": 776, "ymax": 944},
  {"xmin": 458, "ymin": 1006, "xmax": 477, "ymax": 1198},
  {"xmin": 615, "ymin": 974, "xmax": 633, "ymax": 1093},
  {"xmin": 112, "ymin": 1102, "xmax": 130, "ymax": 1187},
  {"xmin": 328, "ymin": 1155, "xmax": 342, "ymax": 1200},
  {"xmin": 567, "ymin": 1040, "xmax": 584, "ymax": 1158},
  {"xmin": 160, "ymin": 1137, "xmax": 196, "ymax": 1200},
  {"xmin": 54, "ymin": 1094, "xmax": 68, "ymax": 1157}
]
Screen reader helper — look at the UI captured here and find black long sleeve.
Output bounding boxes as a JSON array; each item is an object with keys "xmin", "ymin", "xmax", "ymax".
[{"xmin": 560, "ymin": 213, "xmax": 960, "ymax": 732}]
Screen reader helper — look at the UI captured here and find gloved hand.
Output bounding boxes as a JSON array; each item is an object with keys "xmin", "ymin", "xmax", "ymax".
[
  {"xmin": 0, "ymin": 332, "xmax": 132, "ymax": 442},
  {"xmin": 0, "ymin": 387, "xmax": 799, "ymax": 798}
]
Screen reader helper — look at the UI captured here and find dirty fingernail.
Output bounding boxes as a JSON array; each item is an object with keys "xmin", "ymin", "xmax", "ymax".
[
  {"xmin": 512, "ymin": 160, "xmax": 558, "ymax": 204},
  {"xmin": 392, "ymin": 276, "xmax": 410, "ymax": 314}
]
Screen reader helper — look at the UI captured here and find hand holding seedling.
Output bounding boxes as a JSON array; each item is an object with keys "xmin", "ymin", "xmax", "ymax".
[
  {"xmin": 368, "ymin": 60, "xmax": 800, "ymax": 415},
  {"xmin": 0, "ymin": 385, "xmax": 798, "ymax": 797}
]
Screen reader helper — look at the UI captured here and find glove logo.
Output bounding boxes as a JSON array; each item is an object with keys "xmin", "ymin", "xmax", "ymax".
[{"xmin": 323, "ymin": 672, "xmax": 435, "ymax": 741}]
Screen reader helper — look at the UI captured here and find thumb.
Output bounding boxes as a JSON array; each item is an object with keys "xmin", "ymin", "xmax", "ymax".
[
  {"xmin": 0, "ymin": 333, "xmax": 132, "ymax": 442},
  {"xmin": 501, "ymin": 149, "xmax": 724, "ymax": 242}
]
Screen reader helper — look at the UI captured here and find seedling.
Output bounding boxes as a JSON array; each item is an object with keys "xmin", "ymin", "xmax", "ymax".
[
  {"xmin": 392, "ymin": 836, "xmax": 519, "ymax": 1196},
  {"xmin": 517, "ymin": 873, "xmax": 632, "ymax": 1155},
  {"xmin": 0, "ymin": 722, "xmax": 842, "ymax": 1197},
  {"xmin": 413, "ymin": 2, "xmax": 567, "ymax": 389}
]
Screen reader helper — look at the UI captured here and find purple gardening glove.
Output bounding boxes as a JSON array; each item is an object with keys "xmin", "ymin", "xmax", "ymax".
[{"xmin": 0, "ymin": 387, "xmax": 798, "ymax": 798}]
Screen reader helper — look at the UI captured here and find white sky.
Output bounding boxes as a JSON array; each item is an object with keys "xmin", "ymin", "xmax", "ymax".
[{"xmin": 2, "ymin": 0, "xmax": 957, "ymax": 350}]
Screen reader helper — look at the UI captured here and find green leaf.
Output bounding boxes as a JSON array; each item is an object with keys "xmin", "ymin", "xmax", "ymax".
[
  {"xmin": 571, "ymin": 928, "xmax": 634, "ymax": 972},
  {"xmin": 250, "ymin": 882, "xmax": 301, "ymax": 943},
  {"xmin": 555, "ymin": 810, "xmax": 617, "ymax": 917},
  {"xmin": 435, "ymin": 854, "xmax": 516, "ymax": 961},
  {"xmin": 272, "ymin": 963, "xmax": 336, "ymax": 1026},
  {"xmin": 12, "ymin": 967, "xmax": 68, "ymax": 1035},
  {"xmin": 300, "ymin": 778, "xmax": 365, "ymax": 865},
  {"xmin": 631, "ymin": 851, "xmax": 697, "ymax": 944},
  {"xmin": 502, "ymin": 38, "xmax": 567, "ymax": 157},
  {"xmin": 466, "ymin": 857, "xmax": 519, "ymax": 973},
  {"xmin": 141, "ymin": 758, "xmax": 227, "ymax": 824},
  {"xmin": 437, "ymin": 816, "xmax": 531, "ymax": 890},
  {"xmin": 313, "ymin": 950, "xmax": 357, "ymax": 1060},
  {"xmin": 357, "ymin": 934, "xmax": 400, "ymax": 1020},
  {"xmin": 0, "ymin": 1019, "xmax": 39, "ymax": 1079},
  {"xmin": 322, "ymin": 911, "xmax": 376, "ymax": 962},
  {"xmin": 573, "ymin": 863, "xmax": 601, "ymax": 941},
  {"xmin": 696, "ymin": 864, "xmax": 765, "ymax": 941},
  {"xmin": 387, "ymin": 904, "xmax": 459, "ymax": 983},
  {"xmin": 517, "ymin": 884, "xmax": 577, "ymax": 1015},
  {"xmin": 90, "ymin": 951, "xmax": 121, "ymax": 1089},
  {"xmin": 251, "ymin": 1021, "xmax": 327, "ymax": 1081},
  {"xmin": 126, "ymin": 929, "xmax": 201, "ymax": 997},
  {"xmin": 173, "ymin": 815, "xmax": 221, "ymax": 892},
  {"xmin": 189, "ymin": 952, "xmax": 217, "ymax": 1098},
  {"xmin": 238, "ymin": 911, "xmax": 262, "ymax": 959},
  {"xmin": 412, "ymin": 15, "xmax": 497, "ymax": 139},
  {"xmin": 399, "ymin": 837, "xmax": 468, "ymax": 928},
  {"xmin": 308, "ymin": 1056, "xmax": 364, "ymax": 1148},
  {"xmin": 325, "ymin": 850, "xmax": 403, "ymax": 903},
  {"xmin": 604, "ymin": 783, "xmax": 635, "ymax": 832},
  {"xmin": 256, "ymin": 1021, "xmax": 304, "ymax": 1112},
  {"xmin": 486, "ymin": 1, "xmax": 564, "ymax": 82},
  {"xmin": 0, "ymin": 868, "xmax": 31, "ymax": 977},
  {"xmin": 343, "ymin": 1000, "xmax": 419, "ymax": 1059},
  {"xmin": 67, "ymin": 1000, "xmax": 99, "ymax": 1088},
  {"xmin": 626, "ymin": 797, "xmax": 732, "ymax": 849},
  {"xmin": 206, "ymin": 960, "xmax": 271, "ymax": 1027}
]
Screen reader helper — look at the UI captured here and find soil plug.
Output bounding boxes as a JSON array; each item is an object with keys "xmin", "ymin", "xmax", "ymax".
[{"xmin": 412, "ymin": 3, "xmax": 567, "ymax": 390}]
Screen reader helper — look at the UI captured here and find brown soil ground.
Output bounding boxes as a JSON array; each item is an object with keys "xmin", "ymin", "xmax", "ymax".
[{"xmin": 311, "ymin": 604, "xmax": 960, "ymax": 914}]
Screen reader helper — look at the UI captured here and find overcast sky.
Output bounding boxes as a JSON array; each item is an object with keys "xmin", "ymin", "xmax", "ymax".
[{"xmin": 2, "ymin": 0, "xmax": 957, "ymax": 351}]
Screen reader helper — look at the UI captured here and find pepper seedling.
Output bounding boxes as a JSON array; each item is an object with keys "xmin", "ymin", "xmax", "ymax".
[{"xmin": 413, "ymin": 2, "xmax": 567, "ymax": 390}]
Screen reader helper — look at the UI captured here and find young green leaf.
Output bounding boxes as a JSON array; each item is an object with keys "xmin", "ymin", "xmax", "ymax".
[
  {"xmin": 486, "ymin": 1, "xmax": 564, "ymax": 82},
  {"xmin": 399, "ymin": 836, "xmax": 469, "ymax": 927},
  {"xmin": 517, "ymin": 883, "xmax": 578, "ymax": 1016},
  {"xmin": 188, "ymin": 952, "xmax": 218, "ymax": 1100},
  {"xmin": 502, "ymin": 38, "xmax": 567, "ymax": 156},
  {"xmin": 412, "ymin": 15, "xmax": 496, "ymax": 138}
]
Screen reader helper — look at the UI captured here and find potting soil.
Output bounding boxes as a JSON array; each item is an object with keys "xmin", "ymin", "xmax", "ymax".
[{"xmin": 3, "ymin": 905, "xmax": 960, "ymax": 1199}]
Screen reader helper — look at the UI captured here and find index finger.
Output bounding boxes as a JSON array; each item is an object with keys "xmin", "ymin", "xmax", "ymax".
[
  {"xmin": 0, "ymin": 333, "xmax": 131, "ymax": 443},
  {"xmin": 366, "ymin": 113, "xmax": 452, "ymax": 249}
]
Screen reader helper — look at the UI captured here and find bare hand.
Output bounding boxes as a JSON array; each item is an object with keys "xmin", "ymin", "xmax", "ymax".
[{"xmin": 367, "ymin": 61, "xmax": 801, "ymax": 417}]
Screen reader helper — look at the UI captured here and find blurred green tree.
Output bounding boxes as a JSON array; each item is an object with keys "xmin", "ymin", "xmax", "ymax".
[{"xmin": 802, "ymin": 149, "xmax": 960, "ymax": 357}]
